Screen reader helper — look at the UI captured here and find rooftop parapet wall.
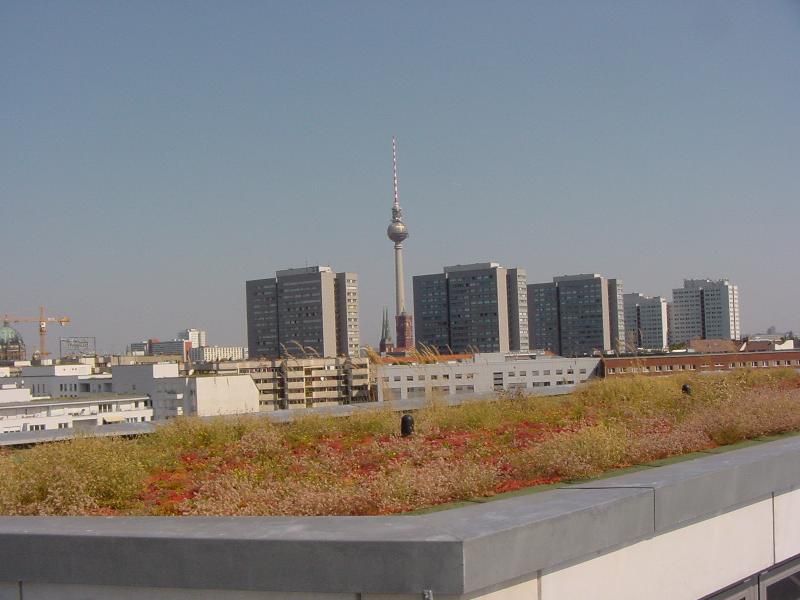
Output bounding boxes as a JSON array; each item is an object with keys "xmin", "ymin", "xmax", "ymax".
[{"xmin": 1, "ymin": 436, "xmax": 800, "ymax": 597}]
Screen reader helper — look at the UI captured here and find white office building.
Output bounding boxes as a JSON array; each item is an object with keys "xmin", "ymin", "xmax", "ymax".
[
  {"xmin": 375, "ymin": 353, "xmax": 600, "ymax": 402},
  {"xmin": 178, "ymin": 328, "xmax": 208, "ymax": 349},
  {"xmin": 0, "ymin": 384, "xmax": 152, "ymax": 434},
  {"xmin": 670, "ymin": 279, "xmax": 740, "ymax": 345},
  {"xmin": 189, "ymin": 346, "xmax": 248, "ymax": 362},
  {"xmin": 112, "ymin": 363, "xmax": 259, "ymax": 420},
  {"xmin": 2, "ymin": 363, "xmax": 113, "ymax": 398}
]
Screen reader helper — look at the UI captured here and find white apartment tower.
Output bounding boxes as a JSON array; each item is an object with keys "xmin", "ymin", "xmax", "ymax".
[
  {"xmin": 669, "ymin": 279, "xmax": 740, "ymax": 345},
  {"xmin": 334, "ymin": 272, "xmax": 361, "ymax": 358},
  {"xmin": 178, "ymin": 328, "xmax": 207, "ymax": 349},
  {"xmin": 507, "ymin": 268, "xmax": 529, "ymax": 352}
]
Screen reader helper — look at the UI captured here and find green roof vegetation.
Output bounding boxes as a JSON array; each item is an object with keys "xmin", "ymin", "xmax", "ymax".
[{"xmin": 1, "ymin": 368, "xmax": 798, "ymax": 516}]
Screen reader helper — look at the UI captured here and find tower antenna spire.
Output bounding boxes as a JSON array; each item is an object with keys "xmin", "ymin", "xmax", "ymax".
[{"xmin": 392, "ymin": 136, "xmax": 399, "ymax": 209}]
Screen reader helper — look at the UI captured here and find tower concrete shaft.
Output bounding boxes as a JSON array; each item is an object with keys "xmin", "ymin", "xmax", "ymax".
[{"xmin": 394, "ymin": 242, "xmax": 406, "ymax": 316}]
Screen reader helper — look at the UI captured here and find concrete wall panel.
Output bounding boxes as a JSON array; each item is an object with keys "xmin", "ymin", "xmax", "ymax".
[
  {"xmin": 0, "ymin": 583, "xmax": 18, "ymax": 600},
  {"xmin": 540, "ymin": 498, "xmax": 773, "ymax": 600},
  {"xmin": 471, "ymin": 578, "xmax": 538, "ymax": 600},
  {"xmin": 774, "ymin": 487, "xmax": 800, "ymax": 563}
]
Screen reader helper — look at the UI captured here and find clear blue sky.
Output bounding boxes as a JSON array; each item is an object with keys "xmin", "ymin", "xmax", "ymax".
[{"xmin": 2, "ymin": 1, "xmax": 799, "ymax": 353}]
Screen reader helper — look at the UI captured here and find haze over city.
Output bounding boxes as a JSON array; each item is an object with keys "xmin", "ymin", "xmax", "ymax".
[{"xmin": 2, "ymin": 1, "xmax": 798, "ymax": 353}]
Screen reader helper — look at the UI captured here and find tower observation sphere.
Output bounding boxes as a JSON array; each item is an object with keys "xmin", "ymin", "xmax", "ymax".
[{"xmin": 387, "ymin": 219, "xmax": 408, "ymax": 244}]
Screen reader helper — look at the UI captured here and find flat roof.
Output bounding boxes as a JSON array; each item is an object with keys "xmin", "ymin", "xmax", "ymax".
[
  {"xmin": 553, "ymin": 273, "xmax": 603, "ymax": 282},
  {"xmin": 276, "ymin": 265, "xmax": 332, "ymax": 277},
  {"xmin": 0, "ymin": 421, "xmax": 156, "ymax": 446},
  {"xmin": 0, "ymin": 394, "xmax": 149, "ymax": 410},
  {"xmin": 444, "ymin": 262, "xmax": 500, "ymax": 273}
]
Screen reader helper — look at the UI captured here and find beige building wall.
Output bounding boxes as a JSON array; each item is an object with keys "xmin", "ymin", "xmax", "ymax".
[{"xmin": 334, "ymin": 272, "xmax": 360, "ymax": 357}]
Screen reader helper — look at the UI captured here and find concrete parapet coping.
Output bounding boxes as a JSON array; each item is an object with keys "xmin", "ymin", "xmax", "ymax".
[
  {"xmin": 1, "ymin": 436, "xmax": 800, "ymax": 595},
  {"xmin": 569, "ymin": 434, "xmax": 800, "ymax": 531}
]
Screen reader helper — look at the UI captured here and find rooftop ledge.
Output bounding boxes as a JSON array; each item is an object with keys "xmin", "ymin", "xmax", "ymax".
[{"xmin": 2, "ymin": 435, "xmax": 800, "ymax": 596}]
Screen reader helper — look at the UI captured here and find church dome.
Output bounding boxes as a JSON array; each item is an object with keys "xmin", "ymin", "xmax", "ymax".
[{"xmin": 0, "ymin": 324, "xmax": 23, "ymax": 346}]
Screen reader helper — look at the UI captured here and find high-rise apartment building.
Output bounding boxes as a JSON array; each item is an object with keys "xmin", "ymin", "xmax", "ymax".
[
  {"xmin": 507, "ymin": 268, "xmax": 529, "ymax": 353},
  {"xmin": 246, "ymin": 266, "xmax": 359, "ymax": 358},
  {"xmin": 334, "ymin": 272, "xmax": 360, "ymax": 359},
  {"xmin": 607, "ymin": 279, "xmax": 625, "ymax": 353},
  {"xmin": 527, "ymin": 282, "xmax": 560, "ymax": 353},
  {"xmin": 555, "ymin": 274, "xmax": 613, "ymax": 357},
  {"xmin": 527, "ymin": 274, "xmax": 625, "ymax": 356},
  {"xmin": 177, "ymin": 328, "xmax": 207, "ymax": 349},
  {"xmin": 413, "ymin": 262, "xmax": 529, "ymax": 354},
  {"xmin": 623, "ymin": 293, "xmax": 669, "ymax": 351},
  {"xmin": 669, "ymin": 279, "xmax": 740, "ymax": 345},
  {"xmin": 446, "ymin": 264, "xmax": 510, "ymax": 354},
  {"xmin": 413, "ymin": 273, "xmax": 451, "ymax": 352}
]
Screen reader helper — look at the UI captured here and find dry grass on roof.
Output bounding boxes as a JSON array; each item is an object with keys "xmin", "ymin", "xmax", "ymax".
[{"xmin": 1, "ymin": 369, "xmax": 799, "ymax": 516}]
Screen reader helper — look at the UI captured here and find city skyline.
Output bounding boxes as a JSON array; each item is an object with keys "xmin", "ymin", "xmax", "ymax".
[{"xmin": 2, "ymin": 2, "xmax": 799, "ymax": 352}]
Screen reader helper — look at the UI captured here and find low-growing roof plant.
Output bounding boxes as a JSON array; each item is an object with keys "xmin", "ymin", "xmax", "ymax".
[{"xmin": 1, "ymin": 369, "xmax": 798, "ymax": 516}]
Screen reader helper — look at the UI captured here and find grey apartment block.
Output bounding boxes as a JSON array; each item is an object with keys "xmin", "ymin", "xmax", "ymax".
[
  {"xmin": 529, "ymin": 274, "xmax": 623, "ymax": 356},
  {"xmin": 277, "ymin": 267, "xmax": 337, "ymax": 358},
  {"xmin": 528, "ymin": 282, "xmax": 560, "ymax": 353},
  {"xmin": 246, "ymin": 266, "xmax": 359, "ymax": 359},
  {"xmin": 446, "ymin": 263, "xmax": 509, "ymax": 354},
  {"xmin": 555, "ymin": 274, "xmax": 611, "ymax": 356},
  {"xmin": 507, "ymin": 268, "xmax": 529, "ymax": 352},
  {"xmin": 624, "ymin": 292, "xmax": 669, "ymax": 350},
  {"xmin": 412, "ymin": 273, "xmax": 450, "ymax": 352},
  {"xmin": 670, "ymin": 278, "xmax": 740, "ymax": 345},
  {"xmin": 670, "ymin": 286, "xmax": 703, "ymax": 345},
  {"xmin": 246, "ymin": 278, "xmax": 280, "ymax": 357},
  {"xmin": 414, "ymin": 263, "xmax": 527, "ymax": 354}
]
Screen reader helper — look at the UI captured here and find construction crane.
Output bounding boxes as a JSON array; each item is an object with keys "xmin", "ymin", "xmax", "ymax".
[{"xmin": 2, "ymin": 306, "xmax": 70, "ymax": 358}]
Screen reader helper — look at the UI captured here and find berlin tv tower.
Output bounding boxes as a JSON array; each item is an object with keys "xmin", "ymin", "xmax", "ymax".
[{"xmin": 386, "ymin": 137, "xmax": 413, "ymax": 351}]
